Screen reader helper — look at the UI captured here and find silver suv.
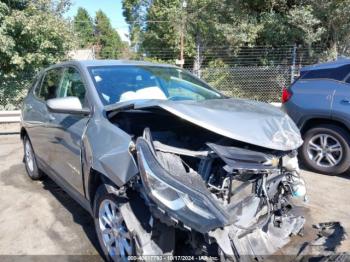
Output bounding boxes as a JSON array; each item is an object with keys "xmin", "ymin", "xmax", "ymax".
[
  {"xmin": 282, "ymin": 58, "xmax": 350, "ymax": 175},
  {"xmin": 21, "ymin": 60, "xmax": 306, "ymax": 260}
]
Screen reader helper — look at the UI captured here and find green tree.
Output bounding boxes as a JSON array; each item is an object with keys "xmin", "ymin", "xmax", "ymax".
[
  {"xmin": 95, "ymin": 10, "xmax": 124, "ymax": 59},
  {"xmin": 288, "ymin": 5, "xmax": 325, "ymax": 53},
  {"xmin": 122, "ymin": 0, "xmax": 263, "ymax": 66},
  {"xmin": 311, "ymin": 0, "xmax": 350, "ymax": 57},
  {"xmin": 0, "ymin": 0, "xmax": 76, "ymax": 109},
  {"xmin": 123, "ymin": 0, "xmax": 350, "ymax": 61},
  {"xmin": 74, "ymin": 7, "xmax": 94, "ymax": 48},
  {"xmin": 0, "ymin": 0, "xmax": 27, "ymax": 11}
]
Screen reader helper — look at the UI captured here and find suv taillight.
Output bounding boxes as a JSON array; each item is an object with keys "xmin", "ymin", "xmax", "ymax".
[{"xmin": 281, "ymin": 87, "xmax": 292, "ymax": 103}]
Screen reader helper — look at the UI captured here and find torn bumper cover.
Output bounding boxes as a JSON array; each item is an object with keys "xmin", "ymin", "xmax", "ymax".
[
  {"xmin": 136, "ymin": 135, "xmax": 306, "ymax": 257},
  {"xmin": 210, "ymin": 215, "xmax": 305, "ymax": 257}
]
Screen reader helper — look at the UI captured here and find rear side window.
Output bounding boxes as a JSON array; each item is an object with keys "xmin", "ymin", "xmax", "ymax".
[
  {"xmin": 37, "ymin": 68, "xmax": 63, "ymax": 100},
  {"xmin": 301, "ymin": 64, "xmax": 350, "ymax": 81}
]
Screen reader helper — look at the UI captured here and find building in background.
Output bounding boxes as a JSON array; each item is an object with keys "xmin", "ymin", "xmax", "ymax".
[{"xmin": 68, "ymin": 49, "xmax": 95, "ymax": 60}]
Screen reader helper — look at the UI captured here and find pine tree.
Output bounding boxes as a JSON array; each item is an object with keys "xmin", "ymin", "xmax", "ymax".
[
  {"xmin": 95, "ymin": 10, "xmax": 124, "ymax": 59},
  {"xmin": 73, "ymin": 7, "xmax": 94, "ymax": 48}
]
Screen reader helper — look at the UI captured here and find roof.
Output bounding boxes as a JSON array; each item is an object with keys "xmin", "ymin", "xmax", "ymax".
[
  {"xmin": 59, "ymin": 59, "xmax": 178, "ymax": 68},
  {"xmin": 301, "ymin": 57, "xmax": 350, "ymax": 72}
]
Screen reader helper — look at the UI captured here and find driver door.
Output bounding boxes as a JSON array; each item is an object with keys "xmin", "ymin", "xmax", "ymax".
[{"xmin": 47, "ymin": 66, "xmax": 90, "ymax": 196}]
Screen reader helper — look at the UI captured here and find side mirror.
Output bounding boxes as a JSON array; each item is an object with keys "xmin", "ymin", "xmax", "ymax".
[{"xmin": 46, "ymin": 97, "xmax": 90, "ymax": 115}]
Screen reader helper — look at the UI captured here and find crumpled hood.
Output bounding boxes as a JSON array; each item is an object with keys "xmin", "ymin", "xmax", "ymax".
[{"xmin": 106, "ymin": 98, "xmax": 303, "ymax": 151}]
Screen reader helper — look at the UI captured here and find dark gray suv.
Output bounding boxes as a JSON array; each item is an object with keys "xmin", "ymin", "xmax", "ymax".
[{"xmin": 282, "ymin": 58, "xmax": 350, "ymax": 175}]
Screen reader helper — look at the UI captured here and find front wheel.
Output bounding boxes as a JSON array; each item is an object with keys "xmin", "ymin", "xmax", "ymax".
[
  {"xmin": 23, "ymin": 136, "xmax": 43, "ymax": 180},
  {"xmin": 300, "ymin": 124, "xmax": 350, "ymax": 175},
  {"xmin": 93, "ymin": 184, "xmax": 134, "ymax": 261}
]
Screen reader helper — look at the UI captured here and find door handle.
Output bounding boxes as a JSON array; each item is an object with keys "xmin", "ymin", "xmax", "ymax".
[{"xmin": 48, "ymin": 114, "xmax": 56, "ymax": 121}]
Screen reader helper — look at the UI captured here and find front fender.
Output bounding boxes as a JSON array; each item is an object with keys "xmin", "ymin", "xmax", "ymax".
[{"xmin": 82, "ymin": 117, "xmax": 139, "ymax": 201}]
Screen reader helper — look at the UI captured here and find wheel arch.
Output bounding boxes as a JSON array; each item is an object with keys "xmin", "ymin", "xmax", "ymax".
[
  {"xmin": 20, "ymin": 127, "xmax": 28, "ymax": 140},
  {"xmin": 87, "ymin": 168, "xmax": 120, "ymax": 208},
  {"xmin": 300, "ymin": 117, "xmax": 350, "ymax": 137}
]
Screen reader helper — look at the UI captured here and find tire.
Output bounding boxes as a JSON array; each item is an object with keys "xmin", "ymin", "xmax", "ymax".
[
  {"xmin": 93, "ymin": 183, "xmax": 134, "ymax": 262},
  {"xmin": 300, "ymin": 124, "xmax": 350, "ymax": 175},
  {"xmin": 23, "ymin": 135, "xmax": 43, "ymax": 180}
]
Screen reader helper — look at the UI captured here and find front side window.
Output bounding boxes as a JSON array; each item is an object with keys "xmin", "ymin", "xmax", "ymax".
[
  {"xmin": 38, "ymin": 68, "xmax": 63, "ymax": 100},
  {"xmin": 57, "ymin": 67, "xmax": 86, "ymax": 104},
  {"xmin": 89, "ymin": 66, "xmax": 224, "ymax": 105}
]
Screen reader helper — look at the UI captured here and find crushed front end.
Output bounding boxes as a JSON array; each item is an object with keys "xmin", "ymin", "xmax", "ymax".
[{"xmin": 135, "ymin": 128, "xmax": 306, "ymax": 259}]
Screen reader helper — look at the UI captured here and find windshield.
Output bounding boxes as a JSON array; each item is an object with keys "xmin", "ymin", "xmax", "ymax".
[{"xmin": 88, "ymin": 66, "xmax": 224, "ymax": 105}]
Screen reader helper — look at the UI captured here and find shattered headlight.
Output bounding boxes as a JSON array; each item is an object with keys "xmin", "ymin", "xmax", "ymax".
[
  {"xmin": 136, "ymin": 138, "xmax": 228, "ymax": 233},
  {"xmin": 145, "ymin": 169, "xmax": 215, "ymax": 219}
]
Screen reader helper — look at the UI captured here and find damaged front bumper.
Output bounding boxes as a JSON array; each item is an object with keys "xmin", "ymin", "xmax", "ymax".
[
  {"xmin": 135, "ymin": 130, "xmax": 306, "ymax": 258},
  {"xmin": 136, "ymin": 137, "xmax": 230, "ymax": 233},
  {"xmin": 210, "ymin": 214, "xmax": 305, "ymax": 258}
]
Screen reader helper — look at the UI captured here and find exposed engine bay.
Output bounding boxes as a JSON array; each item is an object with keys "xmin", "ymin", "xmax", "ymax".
[{"xmin": 109, "ymin": 106, "xmax": 307, "ymax": 259}]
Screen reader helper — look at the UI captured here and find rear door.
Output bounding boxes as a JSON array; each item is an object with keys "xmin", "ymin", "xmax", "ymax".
[
  {"xmin": 47, "ymin": 66, "xmax": 90, "ymax": 195},
  {"xmin": 28, "ymin": 67, "xmax": 63, "ymax": 166},
  {"xmin": 289, "ymin": 66, "xmax": 350, "ymax": 125}
]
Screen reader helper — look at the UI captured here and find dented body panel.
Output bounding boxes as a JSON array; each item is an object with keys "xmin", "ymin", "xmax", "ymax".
[
  {"xmin": 106, "ymin": 98, "xmax": 303, "ymax": 151},
  {"xmin": 82, "ymin": 117, "xmax": 139, "ymax": 190}
]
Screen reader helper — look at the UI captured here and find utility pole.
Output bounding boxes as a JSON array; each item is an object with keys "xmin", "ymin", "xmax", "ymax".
[
  {"xmin": 180, "ymin": 28, "xmax": 184, "ymax": 68},
  {"xmin": 178, "ymin": 1, "xmax": 187, "ymax": 68}
]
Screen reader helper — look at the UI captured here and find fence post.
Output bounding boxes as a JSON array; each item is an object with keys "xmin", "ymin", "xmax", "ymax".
[
  {"xmin": 193, "ymin": 42, "xmax": 202, "ymax": 78},
  {"xmin": 290, "ymin": 44, "xmax": 297, "ymax": 84},
  {"xmin": 92, "ymin": 45, "xmax": 96, "ymax": 60},
  {"xmin": 197, "ymin": 43, "xmax": 202, "ymax": 78}
]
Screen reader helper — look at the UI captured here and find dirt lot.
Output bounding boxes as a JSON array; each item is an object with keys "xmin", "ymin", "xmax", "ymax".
[{"xmin": 1, "ymin": 132, "xmax": 350, "ymax": 258}]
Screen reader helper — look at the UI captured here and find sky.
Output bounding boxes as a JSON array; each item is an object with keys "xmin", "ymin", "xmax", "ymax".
[{"xmin": 65, "ymin": 0, "xmax": 130, "ymax": 43}]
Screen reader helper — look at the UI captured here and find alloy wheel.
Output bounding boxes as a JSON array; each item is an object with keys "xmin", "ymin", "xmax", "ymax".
[
  {"xmin": 25, "ymin": 139, "xmax": 34, "ymax": 173},
  {"xmin": 307, "ymin": 133, "xmax": 343, "ymax": 168},
  {"xmin": 98, "ymin": 199, "xmax": 133, "ymax": 260}
]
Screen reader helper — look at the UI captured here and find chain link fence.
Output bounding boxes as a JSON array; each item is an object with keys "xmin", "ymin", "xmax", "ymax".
[
  {"xmin": 0, "ymin": 45, "xmax": 326, "ymax": 110},
  {"xmin": 191, "ymin": 65, "xmax": 291, "ymax": 102},
  {"xmin": 0, "ymin": 74, "xmax": 34, "ymax": 110}
]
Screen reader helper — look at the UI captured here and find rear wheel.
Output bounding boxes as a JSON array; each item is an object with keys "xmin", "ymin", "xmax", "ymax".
[
  {"xmin": 23, "ymin": 136, "xmax": 43, "ymax": 180},
  {"xmin": 300, "ymin": 124, "xmax": 350, "ymax": 175}
]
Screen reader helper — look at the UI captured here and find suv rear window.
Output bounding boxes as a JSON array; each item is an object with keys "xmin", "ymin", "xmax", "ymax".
[{"xmin": 301, "ymin": 64, "xmax": 350, "ymax": 81}]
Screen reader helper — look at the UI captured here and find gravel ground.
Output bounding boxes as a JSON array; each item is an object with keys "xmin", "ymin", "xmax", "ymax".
[{"xmin": 0, "ymin": 133, "xmax": 349, "ymax": 258}]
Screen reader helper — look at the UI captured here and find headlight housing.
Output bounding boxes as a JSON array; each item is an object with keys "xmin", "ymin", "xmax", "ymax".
[
  {"xmin": 282, "ymin": 151, "xmax": 299, "ymax": 171},
  {"xmin": 136, "ymin": 138, "xmax": 228, "ymax": 233}
]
